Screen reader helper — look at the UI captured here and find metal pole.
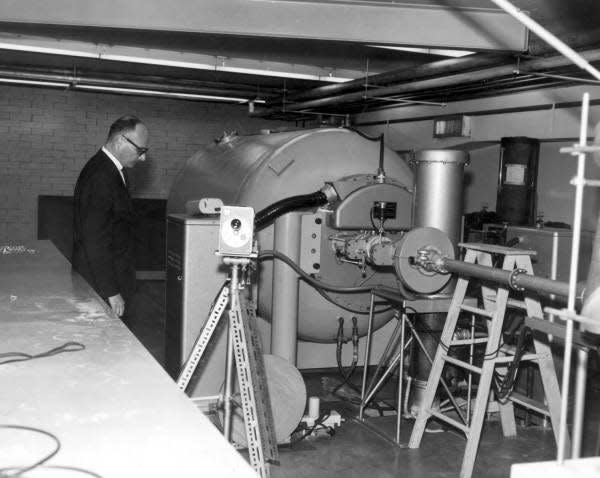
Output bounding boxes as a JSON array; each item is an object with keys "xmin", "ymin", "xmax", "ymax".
[
  {"xmin": 366, "ymin": 313, "xmax": 403, "ymax": 399},
  {"xmin": 467, "ymin": 314, "xmax": 475, "ymax": 426},
  {"xmin": 489, "ymin": 0, "xmax": 600, "ymax": 81},
  {"xmin": 572, "ymin": 348, "xmax": 589, "ymax": 457},
  {"xmin": 558, "ymin": 92, "xmax": 590, "ymax": 462},
  {"xmin": 223, "ymin": 264, "xmax": 239, "ymax": 442},
  {"xmin": 568, "ymin": 93, "xmax": 590, "ymax": 460},
  {"xmin": 404, "ymin": 318, "xmax": 467, "ymax": 425},
  {"xmin": 360, "ymin": 293, "xmax": 376, "ymax": 420},
  {"xmin": 396, "ymin": 313, "xmax": 406, "ymax": 444},
  {"xmin": 271, "ymin": 213, "xmax": 302, "ymax": 364}
]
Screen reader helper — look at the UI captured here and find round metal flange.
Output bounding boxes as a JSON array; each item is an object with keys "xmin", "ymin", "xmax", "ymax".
[
  {"xmin": 508, "ymin": 268, "xmax": 527, "ymax": 291},
  {"xmin": 393, "ymin": 227, "xmax": 455, "ymax": 294}
]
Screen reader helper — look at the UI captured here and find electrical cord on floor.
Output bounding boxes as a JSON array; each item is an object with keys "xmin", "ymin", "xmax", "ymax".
[
  {"xmin": 289, "ymin": 412, "xmax": 335, "ymax": 446},
  {"xmin": 0, "ymin": 342, "xmax": 85, "ymax": 366}
]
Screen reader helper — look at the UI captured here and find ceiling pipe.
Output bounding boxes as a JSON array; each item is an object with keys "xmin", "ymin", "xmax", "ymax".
[
  {"xmin": 268, "ymin": 53, "xmax": 513, "ymax": 106},
  {"xmin": 251, "ymin": 48, "xmax": 600, "ymax": 117},
  {"xmin": 0, "ymin": 67, "xmax": 278, "ymax": 99}
]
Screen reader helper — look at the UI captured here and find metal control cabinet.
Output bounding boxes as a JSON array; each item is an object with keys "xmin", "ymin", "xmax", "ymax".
[
  {"xmin": 504, "ymin": 225, "xmax": 593, "ymax": 425},
  {"xmin": 505, "ymin": 226, "xmax": 593, "ymax": 282},
  {"xmin": 165, "ymin": 214, "xmax": 228, "ymax": 402}
]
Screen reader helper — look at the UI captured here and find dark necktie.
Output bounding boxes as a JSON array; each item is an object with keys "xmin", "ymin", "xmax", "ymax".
[{"xmin": 122, "ymin": 168, "xmax": 129, "ymax": 189}]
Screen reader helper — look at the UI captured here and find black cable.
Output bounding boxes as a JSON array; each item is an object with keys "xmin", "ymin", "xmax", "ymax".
[
  {"xmin": 492, "ymin": 324, "xmax": 531, "ymax": 402},
  {"xmin": 0, "ymin": 425, "xmax": 61, "ymax": 478},
  {"xmin": 290, "ymin": 412, "xmax": 335, "ymax": 446},
  {"xmin": 259, "ymin": 250, "xmax": 379, "ymax": 293},
  {"xmin": 313, "ymin": 286, "xmax": 392, "ymax": 314},
  {"xmin": 0, "ymin": 342, "xmax": 85, "ymax": 366},
  {"xmin": 259, "ymin": 249, "xmax": 416, "ymax": 299},
  {"xmin": 340, "ymin": 126, "xmax": 381, "ymax": 142}
]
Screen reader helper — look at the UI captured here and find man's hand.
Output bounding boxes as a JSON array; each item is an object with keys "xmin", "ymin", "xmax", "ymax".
[{"xmin": 108, "ymin": 293, "xmax": 125, "ymax": 317}]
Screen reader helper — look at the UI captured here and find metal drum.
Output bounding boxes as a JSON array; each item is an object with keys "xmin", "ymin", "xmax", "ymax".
[{"xmin": 168, "ymin": 128, "xmax": 414, "ymax": 342}]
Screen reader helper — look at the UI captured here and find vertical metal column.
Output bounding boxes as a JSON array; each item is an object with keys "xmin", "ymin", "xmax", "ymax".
[
  {"xmin": 271, "ymin": 212, "xmax": 302, "ymax": 364},
  {"xmin": 410, "ymin": 149, "xmax": 469, "ymax": 409}
]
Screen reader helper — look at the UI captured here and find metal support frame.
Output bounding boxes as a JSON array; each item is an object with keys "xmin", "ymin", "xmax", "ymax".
[
  {"xmin": 358, "ymin": 293, "xmax": 467, "ymax": 446},
  {"xmin": 176, "ymin": 257, "xmax": 278, "ymax": 478}
]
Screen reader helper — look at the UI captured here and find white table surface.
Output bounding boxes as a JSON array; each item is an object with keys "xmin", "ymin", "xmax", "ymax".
[{"xmin": 0, "ymin": 241, "xmax": 257, "ymax": 478}]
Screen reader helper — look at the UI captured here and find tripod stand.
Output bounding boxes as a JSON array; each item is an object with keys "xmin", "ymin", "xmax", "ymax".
[{"xmin": 177, "ymin": 257, "xmax": 278, "ymax": 478}]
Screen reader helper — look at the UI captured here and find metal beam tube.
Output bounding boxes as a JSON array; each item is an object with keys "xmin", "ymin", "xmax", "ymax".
[{"xmin": 441, "ymin": 257, "xmax": 583, "ymax": 300}]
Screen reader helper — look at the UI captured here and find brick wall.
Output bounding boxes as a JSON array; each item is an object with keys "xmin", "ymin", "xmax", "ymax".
[{"xmin": 0, "ymin": 85, "xmax": 287, "ymax": 243}]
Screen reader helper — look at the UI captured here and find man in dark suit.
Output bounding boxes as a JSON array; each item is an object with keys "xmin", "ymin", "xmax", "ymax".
[{"xmin": 72, "ymin": 115, "xmax": 149, "ymax": 321}]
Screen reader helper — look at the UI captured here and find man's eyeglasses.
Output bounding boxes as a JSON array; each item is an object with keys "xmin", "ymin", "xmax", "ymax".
[{"xmin": 122, "ymin": 135, "xmax": 148, "ymax": 156}]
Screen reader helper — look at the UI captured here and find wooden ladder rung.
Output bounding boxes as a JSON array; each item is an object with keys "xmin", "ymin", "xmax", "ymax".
[
  {"xmin": 429, "ymin": 410, "xmax": 471, "ymax": 434},
  {"xmin": 507, "ymin": 298, "xmax": 528, "ymax": 310},
  {"xmin": 483, "ymin": 294, "xmax": 528, "ymax": 310},
  {"xmin": 450, "ymin": 337, "xmax": 489, "ymax": 346},
  {"xmin": 494, "ymin": 353, "xmax": 543, "ymax": 363},
  {"xmin": 460, "ymin": 304, "xmax": 494, "ymax": 318},
  {"xmin": 443, "ymin": 354, "xmax": 482, "ymax": 374},
  {"xmin": 509, "ymin": 392, "xmax": 550, "ymax": 416}
]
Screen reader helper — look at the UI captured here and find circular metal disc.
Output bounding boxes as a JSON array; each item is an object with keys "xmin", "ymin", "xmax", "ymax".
[
  {"xmin": 393, "ymin": 227, "xmax": 455, "ymax": 294},
  {"xmin": 222, "ymin": 354, "xmax": 307, "ymax": 446}
]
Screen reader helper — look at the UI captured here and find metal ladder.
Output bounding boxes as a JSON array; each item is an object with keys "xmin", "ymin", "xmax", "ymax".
[
  {"xmin": 408, "ymin": 243, "xmax": 567, "ymax": 478},
  {"xmin": 177, "ymin": 259, "xmax": 278, "ymax": 478}
]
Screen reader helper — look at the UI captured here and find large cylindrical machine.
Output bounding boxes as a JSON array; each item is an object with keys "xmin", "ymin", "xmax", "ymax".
[{"xmin": 168, "ymin": 128, "xmax": 415, "ymax": 346}]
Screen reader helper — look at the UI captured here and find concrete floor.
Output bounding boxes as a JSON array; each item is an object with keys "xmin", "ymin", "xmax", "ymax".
[{"xmin": 129, "ymin": 280, "xmax": 600, "ymax": 478}]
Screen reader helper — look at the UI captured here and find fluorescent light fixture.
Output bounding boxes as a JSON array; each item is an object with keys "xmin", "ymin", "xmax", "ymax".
[
  {"xmin": 0, "ymin": 41, "xmax": 98, "ymax": 59},
  {"xmin": 74, "ymin": 84, "xmax": 265, "ymax": 103},
  {"xmin": 369, "ymin": 45, "xmax": 475, "ymax": 58},
  {"xmin": 0, "ymin": 77, "xmax": 69, "ymax": 88},
  {"xmin": 102, "ymin": 54, "xmax": 351, "ymax": 82},
  {"xmin": 0, "ymin": 42, "xmax": 352, "ymax": 83},
  {"xmin": 100, "ymin": 54, "xmax": 211, "ymax": 70},
  {"xmin": 217, "ymin": 65, "xmax": 351, "ymax": 83}
]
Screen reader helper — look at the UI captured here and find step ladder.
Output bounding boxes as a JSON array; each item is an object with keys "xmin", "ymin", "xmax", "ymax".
[
  {"xmin": 408, "ymin": 243, "xmax": 567, "ymax": 478},
  {"xmin": 177, "ymin": 258, "xmax": 278, "ymax": 478}
]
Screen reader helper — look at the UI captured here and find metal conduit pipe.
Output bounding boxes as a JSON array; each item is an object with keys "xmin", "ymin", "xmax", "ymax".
[
  {"xmin": 267, "ymin": 53, "xmax": 511, "ymax": 106},
  {"xmin": 0, "ymin": 67, "xmax": 279, "ymax": 98},
  {"xmin": 252, "ymin": 48, "xmax": 600, "ymax": 116},
  {"xmin": 276, "ymin": 31, "xmax": 600, "ymax": 108},
  {"xmin": 440, "ymin": 257, "xmax": 584, "ymax": 301}
]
